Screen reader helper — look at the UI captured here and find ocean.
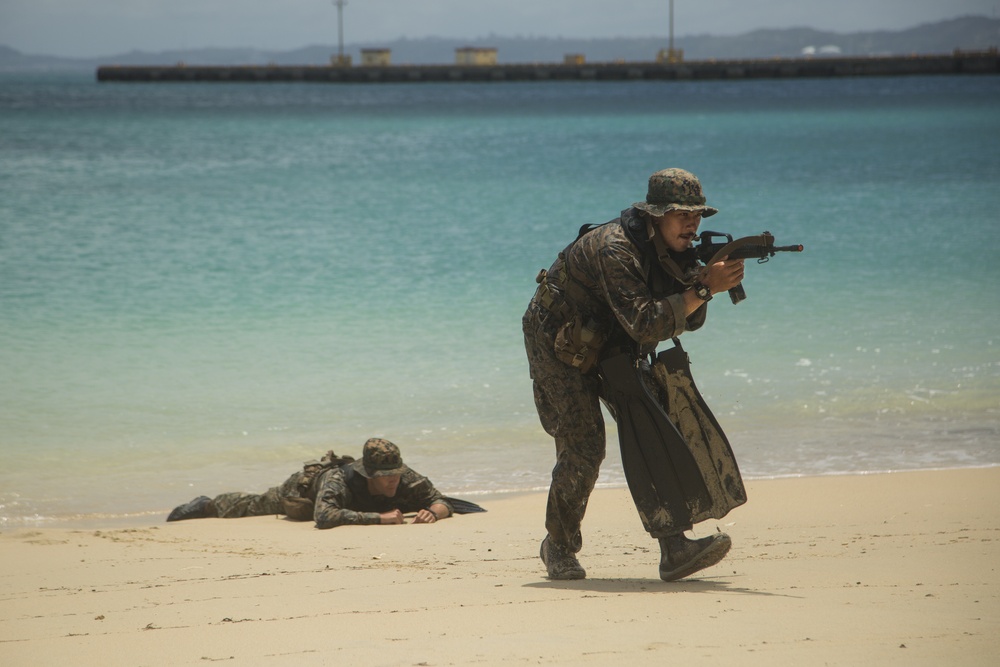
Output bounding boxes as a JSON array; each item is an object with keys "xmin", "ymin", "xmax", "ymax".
[{"xmin": 1, "ymin": 71, "xmax": 998, "ymax": 527}]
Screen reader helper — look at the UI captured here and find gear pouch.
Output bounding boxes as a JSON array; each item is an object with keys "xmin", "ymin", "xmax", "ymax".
[{"xmin": 553, "ymin": 315, "xmax": 606, "ymax": 374}]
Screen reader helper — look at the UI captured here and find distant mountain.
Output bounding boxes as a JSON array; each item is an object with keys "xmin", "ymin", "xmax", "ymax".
[
  {"xmin": 0, "ymin": 43, "xmax": 89, "ymax": 70},
  {"xmin": 1, "ymin": 16, "xmax": 997, "ymax": 71}
]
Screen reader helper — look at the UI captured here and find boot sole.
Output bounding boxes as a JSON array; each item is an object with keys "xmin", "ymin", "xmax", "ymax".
[{"xmin": 659, "ymin": 534, "xmax": 732, "ymax": 582}]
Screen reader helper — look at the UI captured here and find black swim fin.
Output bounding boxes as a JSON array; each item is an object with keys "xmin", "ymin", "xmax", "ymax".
[
  {"xmin": 599, "ymin": 351, "xmax": 711, "ymax": 532},
  {"xmin": 651, "ymin": 341, "xmax": 747, "ymax": 518},
  {"xmin": 443, "ymin": 497, "xmax": 487, "ymax": 514}
]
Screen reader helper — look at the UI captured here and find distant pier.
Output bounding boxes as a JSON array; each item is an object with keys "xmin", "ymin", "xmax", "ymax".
[{"xmin": 97, "ymin": 51, "xmax": 999, "ymax": 84}]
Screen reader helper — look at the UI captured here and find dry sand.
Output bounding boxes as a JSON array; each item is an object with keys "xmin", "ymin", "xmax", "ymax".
[{"xmin": 1, "ymin": 467, "xmax": 997, "ymax": 666}]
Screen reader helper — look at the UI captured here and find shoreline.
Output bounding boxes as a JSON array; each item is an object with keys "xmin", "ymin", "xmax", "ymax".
[
  {"xmin": 0, "ymin": 462, "xmax": 1000, "ymax": 534},
  {"xmin": 2, "ymin": 467, "xmax": 997, "ymax": 665},
  {"xmin": 3, "ymin": 463, "xmax": 998, "ymax": 530}
]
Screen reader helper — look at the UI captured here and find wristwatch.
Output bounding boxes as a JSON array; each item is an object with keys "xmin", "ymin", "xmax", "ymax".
[{"xmin": 692, "ymin": 282, "xmax": 713, "ymax": 302}]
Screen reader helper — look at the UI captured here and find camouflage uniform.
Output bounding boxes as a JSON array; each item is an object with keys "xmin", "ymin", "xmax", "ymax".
[
  {"xmin": 313, "ymin": 464, "xmax": 452, "ymax": 528},
  {"xmin": 313, "ymin": 437, "xmax": 453, "ymax": 529},
  {"xmin": 210, "ymin": 471, "xmax": 303, "ymax": 518},
  {"xmin": 523, "ymin": 169, "xmax": 716, "ymax": 553},
  {"xmin": 168, "ymin": 439, "xmax": 455, "ymax": 525},
  {"xmin": 205, "ymin": 451, "xmax": 350, "ymax": 519}
]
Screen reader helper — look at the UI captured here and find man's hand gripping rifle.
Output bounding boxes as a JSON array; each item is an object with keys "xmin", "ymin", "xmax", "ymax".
[{"xmin": 695, "ymin": 231, "xmax": 804, "ymax": 304}]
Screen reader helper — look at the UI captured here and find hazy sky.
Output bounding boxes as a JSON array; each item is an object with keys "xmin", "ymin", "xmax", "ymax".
[{"xmin": 2, "ymin": 0, "xmax": 997, "ymax": 58}]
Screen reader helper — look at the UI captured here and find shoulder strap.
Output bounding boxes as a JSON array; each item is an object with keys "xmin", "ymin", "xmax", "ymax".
[
  {"xmin": 561, "ymin": 217, "xmax": 619, "ymax": 280},
  {"xmin": 573, "ymin": 218, "xmax": 616, "ymax": 242},
  {"xmin": 537, "ymin": 218, "xmax": 619, "ymax": 313}
]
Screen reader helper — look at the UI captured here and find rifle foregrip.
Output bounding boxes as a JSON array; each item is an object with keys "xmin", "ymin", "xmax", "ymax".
[
  {"xmin": 730, "ymin": 245, "xmax": 770, "ymax": 260},
  {"xmin": 728, "ymin": 283, "xmax": 747, "ymax": 304}
]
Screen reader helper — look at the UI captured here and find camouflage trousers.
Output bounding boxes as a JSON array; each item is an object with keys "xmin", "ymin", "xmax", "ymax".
[
  {"xmin": 211, "ymin": 471, "xmax": 302, "ymax": 519},
  {"xmin": 522, "ymin": 302, "xmax": 607, "ymax": 554}
]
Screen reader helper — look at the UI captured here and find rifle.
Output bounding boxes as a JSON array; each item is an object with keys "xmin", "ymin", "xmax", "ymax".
[{"xmin": 694, "ymin": 231, "xmax": 803, "ymax": 304}]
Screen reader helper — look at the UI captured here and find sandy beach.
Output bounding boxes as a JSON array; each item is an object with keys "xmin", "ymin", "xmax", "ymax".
[{"xmin": 1, "ymin": 467, "xmax": 997, "ymax": 666}]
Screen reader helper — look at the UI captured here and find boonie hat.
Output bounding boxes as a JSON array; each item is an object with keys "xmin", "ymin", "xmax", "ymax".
[
  {"xmin": 357, "ymin": 438, "xmax": 407, "ymax": 478},
  {"xmin": 632, "ymin": 168, "xmax": 718, "ymax": 218}
]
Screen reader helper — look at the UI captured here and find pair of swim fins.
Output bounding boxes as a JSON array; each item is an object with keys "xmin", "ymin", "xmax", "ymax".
[{"xmin": 600, "ymin": 341, "xmax": 746, "ymax": 533}]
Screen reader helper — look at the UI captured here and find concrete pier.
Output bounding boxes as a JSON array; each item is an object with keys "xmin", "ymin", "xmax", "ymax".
[{"xmin": 96, "ymin": 51, "xmax": 999, "ymax": 84}]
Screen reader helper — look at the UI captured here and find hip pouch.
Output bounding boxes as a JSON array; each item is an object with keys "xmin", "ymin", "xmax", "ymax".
[
  {"xmin": 281, "ymin": 496, "xmax": 316, "ymax": 521},
  {"xmin": 553, "ymin": 315, "xmax": 606, "ymax": 374},
  {"xmin": 280, "ymin": 451, "xmax": 355, "ymax": 521}
]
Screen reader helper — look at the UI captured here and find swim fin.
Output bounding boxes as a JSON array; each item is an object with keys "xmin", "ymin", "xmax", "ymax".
[
  {"xmin": 649, "ymin": 340, "xmax": 747, "ymax": 520},
  {"xmin": 600, "ymin": 350, "xmax": 712, "ymax": 534},
  {"xmin": 443, "ymin": 497, "xmax": 487, "ymax": 514}
]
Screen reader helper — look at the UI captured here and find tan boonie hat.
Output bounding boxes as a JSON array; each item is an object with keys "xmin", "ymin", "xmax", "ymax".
[
  {"xmin": 357, "ymin": 438, "xmax": 407, "ymax": 478},
  {"xmin": 632, "ymin": 168, "xmax": 718, "ymax": 218}
]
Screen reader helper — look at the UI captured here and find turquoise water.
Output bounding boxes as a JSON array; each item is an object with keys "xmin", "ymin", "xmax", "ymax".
[{"xmin": 1, "ymin": 72, "xmax": 998, "ymax": 526}]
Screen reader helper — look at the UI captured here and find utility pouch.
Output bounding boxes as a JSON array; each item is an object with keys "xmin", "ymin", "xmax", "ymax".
[
  {"xmin": 534, "ymin": 268, "xmax": 565, "ymax": 315},
  {"xmin": 296, "ymin": 461, "xmax": 325, "ymax": 494},
  {"xmin": 553, "ymin": 315, "xmax": 606, "ymax": 374},
  {"xmin": 281, "ymin": 496, "xmax": 315, "ymax": 521},
  {"xmin": 279, "ymin": 451, "xmax": 354, "ymax": 521}
]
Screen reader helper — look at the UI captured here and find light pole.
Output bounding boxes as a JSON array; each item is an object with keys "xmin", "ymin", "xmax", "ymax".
[
  {"xmin": 660, "ymin": 0, "xmax": 683, "ymax": 64},
  {"xmin": 669, "ymin": 0, "xmax": 674, "ymax": 56},
  {"xmin": 332, "ymin": 0, "xmax": 350, "ymax": 66}
]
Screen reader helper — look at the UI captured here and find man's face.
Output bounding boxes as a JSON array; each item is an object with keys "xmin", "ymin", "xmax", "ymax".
[
  {"xmin": 369, "ymin": 474, "xmax": 401, "ymax": 498},
  {"xmin": 655, "ymin": 210, "xmax": 702, "ymax": 253}
]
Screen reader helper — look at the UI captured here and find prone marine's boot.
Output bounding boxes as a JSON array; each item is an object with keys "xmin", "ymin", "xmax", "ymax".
[
  {"xmin": 658, "ymin": 531, "xmax": 732, "ymax": 582},
  {"xmin": 166, "ymin": 496, "xmax": 216, "ymax": 522},
  {"xmin": 540, "ymin": 535, "xmax": 586, "ymax": 580}
]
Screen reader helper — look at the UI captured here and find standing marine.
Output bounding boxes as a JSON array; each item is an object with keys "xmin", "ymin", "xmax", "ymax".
[{"xmin": 522, "ymin": 168, "xmax": 749, "ymax": 581}]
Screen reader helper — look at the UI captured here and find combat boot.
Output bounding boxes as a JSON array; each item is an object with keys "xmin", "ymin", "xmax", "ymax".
[
  {"xmin": 658, "ymin": 531, "xmax": 731, "ymax": 582},
  {"xmin": 540, "ymin": 535, "xmax": 586, "ymax": 580},
  {"xmin": 166, "ymin": 496, "xmax": 216, "ymax": 522}
]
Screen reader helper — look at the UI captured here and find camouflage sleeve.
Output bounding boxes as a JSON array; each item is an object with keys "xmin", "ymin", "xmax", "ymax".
[
  {"xmin": 596, "ymin": 240, "xmax": 704, "ymax": 344},
  {"xmin": 396, "ymin": 470, "xmax": 453, "ymax": 517},
  {"xmin": 313, "ymin": 468, "xmax": 381, "ymax": 529},
  {"xmin": 683, "ymin": 296, "xmax": 707, "ymax": 332}
]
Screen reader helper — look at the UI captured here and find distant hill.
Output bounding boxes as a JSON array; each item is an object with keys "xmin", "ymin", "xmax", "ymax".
[{"xmin": 2, "ymin": 16, "xmax": 997, "ymax": 71}]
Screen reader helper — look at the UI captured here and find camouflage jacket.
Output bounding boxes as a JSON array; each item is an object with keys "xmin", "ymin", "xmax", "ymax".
[
  {"xmin": 313, "ymin": 461, "xmax": 452, "ymax": 529},
  {"xmin": 544, "ymin": 207, "xmax": 707, "ymax": 353}
]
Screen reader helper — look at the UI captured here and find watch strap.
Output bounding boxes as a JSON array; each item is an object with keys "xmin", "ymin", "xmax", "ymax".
[{"xmin": 693, "ymin": 282, "xmax": 713, "ymax": 302}]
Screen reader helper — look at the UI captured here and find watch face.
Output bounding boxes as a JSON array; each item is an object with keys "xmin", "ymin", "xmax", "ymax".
[{"xmin": 696, "ymin": 284, "xmax": 712, "ymax": 300}]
